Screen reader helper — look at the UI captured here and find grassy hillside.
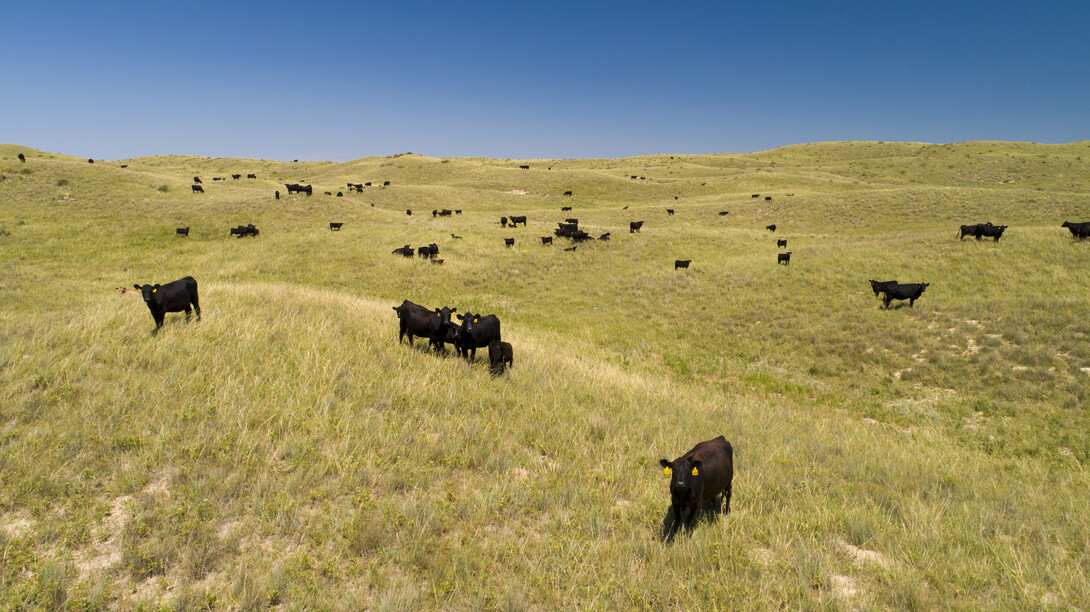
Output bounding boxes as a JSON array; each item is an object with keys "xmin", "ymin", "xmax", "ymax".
[{"xmin": 1, "ymin": 141, "xmax": 1088, "ymax": 609}]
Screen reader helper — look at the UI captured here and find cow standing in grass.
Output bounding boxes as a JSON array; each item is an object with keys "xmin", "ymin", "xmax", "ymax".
[
  {"xmin": 454, "ymin": 313, "xmax": 501, "ymax": 362},
  {"xmin": 392, "ymin": 301, "xmax": 456, "ymax": 352},
  {"xmin": 660, "ymin": 436, "xmax": 733, "ymax": 539},
  {"xmin": 133, "ymin": 277, "xmax": 201, "ymax": 335}
]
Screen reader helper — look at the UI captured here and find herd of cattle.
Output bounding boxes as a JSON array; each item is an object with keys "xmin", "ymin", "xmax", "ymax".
[{"xmin": 392, "ymin": 301, "xmax": 512, "ymax": 374}]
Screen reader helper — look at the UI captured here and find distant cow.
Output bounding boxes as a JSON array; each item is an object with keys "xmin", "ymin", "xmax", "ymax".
[
  {"xmin": 232, "ymin": 174, "xmax": 241, "ymax": 180},
  {"xmin": 406, "ymin": 209, "xmax": 412, "ymax": 215},
  {"xmin": 364, "ymin": 182, "xmax": 372, "ymax": 187},
  {"xmin": 561, "ymin": 206, "xmax": 572, "ymax": 211},
  {"xmin": 777, "ymin": 252, "xmax": 791, "ymax": 265},
  {"xmin": 18, "ymin": 153, "xmax": 25, "ymax": 163},
  {"xmin": 509, "ymin": 215, "xmax": 527, "ymax": 226},
  {"xmin": 392, "ymin": 300, "xmax": 456, "ymax": 352},
  {"xmin": 666, "ymin": 209, "xmax": 674, "ymax": 215},
  {"xmin": 1062, "ymin": 221, "xmax": 1090, "ymax": 239},
  {"xmin": 324, "ymin": 192, "xmax": 332, "ymax": 196},
  {"xmin": 599, "ymin": 233, "xmax": 611, "ymax": 241},
  {"xmin": 764, "ymin": 196, "xmax": 772, "ymax": 201},
  {"xmin": 718, "ymin": 211, "xmax": 729, "ymax": 216},
  {"xmin": 675, "ymin": 259, "xmax": 691, "ymax": 270},
  {"xmin": 193, "ymin": 176, "xmax": 202, "ymax": 184},
  {"xmin": 541, "ymin": 236, "xmax": 553, "ymax": 245},
  {"xmin": 660, "ymin": 435, "xmax": 733, "ymax": 537},
  {"xmin": 880, "ymin": 283, "xmax": 930, "ymax": 309},
  {"xmin": 383, "ymin": 181, "xmax": 390, "ymax": 186},
  {"xmin": 766, "ymin": 224, "xmax": 776, "ymax": 232},
  {"xmin": 230, "ymin": 224, "xmax": 259, "ymax": 238},
  {"xmin": 777, "ymin": 239, "xmax": 787, "ymax": 248},
  {"xmin": 88, "ymin": 159, "xmax": 94, "ymax": 164},
  {"xmin": 451, "ymin": 234, "xmax": 463, "ymax": 239},
  {"xmin": 957, "ymin": 224, "xmax": 988, "ymax": 240},
  {"xmin": 439, "ymin": 209, "xmax": 452, "ymax": 216},
  {"xmin": 176, "ymin": 227, "xmax": 189, "ymax": 236},
  {"xmin": 275, "ymin": 191, "xmax": 280, "ymax": 199},
  {"xmin": 500, "ymin": 216, "xmax": 508, "ymax": 227},
  {"xmin": 630, "ymin": 221, "xmax": 644, "ymax": 233},
  {"xmin": 631, "ymin": 175, "xmax": 637, "ymax": 179},
  {"xmin": 454, "ymin": 313, "xmax": 501, "ymax": 362},
  {"xmin": 565, "ymin": 218, "xmax": 578, "ymax": 225},
  {"xmin": 120, "ymin": 165, "xmax": 128, "ymax": 168},
  {"xmin": 504, "ymin": 238, "xmax": 515, "ymax": 247},
  {"xmin": 563, "ymin": 191, "xmax": 573, "ymax": 196},
  {"xmin": 191, "ymin": 184, "xmax": 204, "ymax": 193},
  {"xmin": 336, "ymin": 192, "xmax": 343, "ymax": 197},
  {"xmin": 247, "ymin": 174, "xmax": 256, "ymax": 179},
  {"xmin": 431, "ymin": 259, "xmax": 444, "ymax": 265},
  {"xmin": 564, "ymin": 246, "xmax": 577, "ymax": 251},
  {"xmin": 213, "ymin": 177, "xmax": 223, "ymax": 181},
  {"xmin": 454, "ymin": 210, "xmax": 462, "ymax": 214},
  {"xmin": 868, "ymin": 279, "xmax": 900, "ymax": 298},
  {"xmin": 433, "ymin": 209, "xmax": 439, "ymax": 217},
  {"xmin": 488, "ymin": 341, "xmax": 513, "ymax": 375},
  {"xmin": 751, "ymin": 194, "xmax": 760, "ymax": 198},
  {"xmin": 519, "ymin": 165, "xmax": 529, "ymax": 169},
  {"xmin": 392, "ymin": 245, "xmax": 414, "ymax": 257},
  {"xmin": 133, "ymin": 276, "xmax": 200, "ymax": 335},
  {"xmin": 330, "ymin": 222, "xmax": 343, "ymax": 231},
  {"xmin": 417, "ymin": 245, "xmax": 431, "ymax": 258}
]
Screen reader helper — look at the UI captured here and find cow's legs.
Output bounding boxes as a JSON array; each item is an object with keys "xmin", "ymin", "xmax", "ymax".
[{"xmin": 183, "ymin": 306, "xmax": 192, "ymax": 322}]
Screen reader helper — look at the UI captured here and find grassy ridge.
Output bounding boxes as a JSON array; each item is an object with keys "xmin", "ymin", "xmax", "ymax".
[{"xmin": 1, "ymin": 142, "xmax": 1088, "ymax": 609}]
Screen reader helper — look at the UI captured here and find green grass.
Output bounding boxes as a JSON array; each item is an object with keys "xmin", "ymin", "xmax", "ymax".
[{"xmin": 1, "ymin": 141, "xmax": 1088, "ymax": 609}]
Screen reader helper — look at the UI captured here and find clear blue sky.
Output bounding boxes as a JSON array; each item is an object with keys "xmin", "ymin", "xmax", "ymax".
[{"xmin": 2, "ymin": 1, "xmax": 1087, "ymax": 161}]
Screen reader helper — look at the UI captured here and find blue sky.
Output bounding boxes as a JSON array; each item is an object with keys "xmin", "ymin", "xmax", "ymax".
[{"xmin": 2, "ymin": 1, "xmax": 1087, "ymax": 160}]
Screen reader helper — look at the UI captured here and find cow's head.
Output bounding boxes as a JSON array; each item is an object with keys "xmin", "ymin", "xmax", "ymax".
[
  {"xmin": 659, "ymin": 457, "xmax": 702, "ymax": 491},
  {"xmin": 434, "ymin": 306, "xmax": 456, "ymax": 327},
  {"xmin": 133, "ymin": 283, "xmax": 160, "ymax": 302},
  {"xmin": 459, "ymin": 312, "xmax": 487, "ymax": 336}
]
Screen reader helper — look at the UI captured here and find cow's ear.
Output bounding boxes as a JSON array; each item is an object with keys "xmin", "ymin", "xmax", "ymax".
[
  {"xmin": 690, "ymin": 459, "xmax": 703, "ymax": 470},
  {"xmin": 154, "ymin": 284, "xmax": 160, "ymax": 288},
  {"xmin": 659, "ymin": 459, "xmax": 671, "ymax": 469},
  {"xmin": 133, "ymin": 284, "xmax": 141, "ymax": 290},
  {"xmin": 450, "ymin": 308, "xmax": 456, "ymax": 313},
  {"xmin": 456, "ymin": 314, "xmax": 464, "ymax": 321}
]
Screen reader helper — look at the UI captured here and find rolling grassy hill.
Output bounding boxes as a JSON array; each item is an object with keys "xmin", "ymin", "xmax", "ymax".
[{"xmin": 1, "ymin": 141, "xmax": 1088, "ymax": 609}]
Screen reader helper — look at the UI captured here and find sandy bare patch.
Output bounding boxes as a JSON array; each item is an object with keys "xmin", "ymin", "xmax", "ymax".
[
  {"xmin": 839, "ymin": 541, "xmax": 891, "ymax": 568},
  {"xmin": 1011, "ymin": 366, "xmax": 1028, "ymax": 372},
  {"xmin": 1080, "ymin": 367, "xmax": 1090, "ymax": 374},
  {"xmin": 143, "ymin": 471, "xmax": 173, "ymax": 497},
  {"xmin": 750, "ymin": 547, "xmax": 774, "ymax": 566},
  {"xmin": 963, "ymin": 411, "xmax": 985, "ymax": 431},
  {"xmin": 76, "ymin": 495, "xmax": 132, "ymax": 576},
  {"xmin": 830, "ymin": 574, "xmax": 859, "ymax": 599},
  {"xmin": 964, "ymin": 338, "xmax": 980, "ymax": 355},
  {"xmin": 2, "ymin": 511, "xmax": 35, "ymax": 539},
  {"xmin": 504, "ymin": 189, "xmax": 529, "ymax": 195}
]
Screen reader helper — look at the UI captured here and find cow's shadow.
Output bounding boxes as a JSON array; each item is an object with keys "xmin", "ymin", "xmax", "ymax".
[{"xmin": 659, "ymin": 497, "xmax": 728, "ymax": 543}]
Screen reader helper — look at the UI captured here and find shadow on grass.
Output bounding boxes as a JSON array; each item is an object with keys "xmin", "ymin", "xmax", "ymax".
[{"xmin": 660, "ymin": 497, "xmax": 729, "ymax": 543}]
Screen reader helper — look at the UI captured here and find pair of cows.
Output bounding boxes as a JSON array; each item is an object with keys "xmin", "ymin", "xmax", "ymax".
[
  {"xmin": 868, "ymin": 279, "xmax": 930, "ymax": 309},
  {"xmin": 500, "ymin": 216, "xmax": 528, "ymax": 227},
  {"xmin": 392, "ymin": 301, "xmax": 511, "ymax": 373},
  {"xmin": 957, "ymin": 222, "xmax": 1008, "ymax": 241},
  {"xmin": 230, "ymin": 224, "xmax": 259, "ymax": 238},
  {"xmin": 284, "ymin": 183, "xmax": 313, "ymax": 196},
  {"xmin": 391, "ymin": 243, "xmax": 439, "ymax": 259}
]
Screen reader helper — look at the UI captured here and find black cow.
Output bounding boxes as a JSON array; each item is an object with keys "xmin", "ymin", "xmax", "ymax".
[
  {"xmin": 957, "ymin": 224, "xmax": 990, "ymax": 240},
  {"xmin": 247, "ymin": 174, "xmax": 256, "ymax": 179},
  {"xmin": 120, "ymin": 164, "xmax": 128, "ymax": 168},
  {"xmin": 18, "ymin": 153, "xmax": 25, "ymax": 163},
  {"xmin": 191, "ymin": 185, "xmax": 204, "ymax": 193},
  {"xmin": 564, "ymin": 246, "xmax": 577, "ymax": 251},
  {"xmin": 565, "ymin": 218, "xmax": 578, "ymax": 224},
  {"xmin": 666, "ymin": 209, "xmax": 674, "ymax": 215},
  {"xmin": 488, "ymin": 341, "xmax": 513, "ymax": 375},
  {"xmin": 193, "ymin": 176, "xmax": 202, "ymax": 183},
  {"xmin": 659, "ymin": 436, "xmax": 733, "ymax": 537},
  {"xmin": 509, "ymin": 215, "xmax": 527, "ymax": 226},
  {"xmin": 275, "ymin": 191, "xmax": 280, "ymax": 200},
  {"xmin": 751, "ymin": 194, "xmax": 760, "ymax": 198},
  {"xmin": 880, "ymin": 283, "xmax": 930, "ymax": 309},
  {"xmin": 432, "ymin": 209, "xmax": 439, "ymax": 217},
  {"xmin": 454, "ymin": 313, "xmax": 501, "ymax": 362},
  {"xmin": 599, "ymin": 233, "xmax": 610, "ymax": 241},
  {"xmin": 1062, "ymin": 221, "xmax": 1090, "ymax": 239},
  {"xmin": 764, "ymin": 196, "xmax": 772, "ymax": 201},
  {"xmin": 88, "ymin": 159, "xmax": 94, "ymax": 164},
  {"xmin": 330, "ymin": 222, "xmax": 343, "ymax": 231},
  {"xmin": 417, "ymin": 245, "xmax": 431, "ymax": 258},
  {"xmin": 176, "ymin": 227, "xmax": 189, "ymax": 236},
  {"xmin": 868, "ymin": 279, "xmax": 900, "ymax": 298},
  {"xmin": 392, "ymin": 300, "xmax": 456, "ymax": 352},
  {"xmin": 561, "ymin": 206, "xmax": 572, "ymax": 211},
  {"xmin": 383, "ymin": 181, "xmax": 390, "ymax": 186},
  {"xmin": 631, "ymin": 175, "xmax": 637, "ymax": 179},
  {"xmin": 419, "ymin": 243, "xmax": 439, "ymax": 259},
  {"xmin": 978, "ymin": 224, "xmax": 1008, "ymax": 242},
  {"xmin": 500, "ymin": 216, "xmax": 508, "ymax": 227},
  {"xmin": 623, "ymin": 206, "xmax": 629, "ymax": 209},
  {"xmin": 324, "ymin": 192, "xmax": 332, "ymax": 196},
  {"xmin": 766, "ymin": 224, "xmax": 776, "ymax": 232},
  {"xmin": 675, "ymin": 259, "xmax": 691, "ymax": 270},
  {"xmin": 133, "ymin": 276, "xmax": 200, "ymax": 335},
  {"xmin": 718, "ymin": 211, "xmax": 729, "ymax": 216},
  {"xmin": 541, "ymin": 236, "xmax": 553, "ymax": 245},
  {"xmin": 284, "ymin": 183, "xmax": 302, "ymax": 194},
  {"xmin": 230, "ymin": 224, "xmax": 259, "ymax": 238},
  {"xmin": 431, "ymin": 259, "xmax": 444, "ymax": 265},
  {"xmin": 504, "ymin": 238, "xmax": 515, "ymax": 247},
  {"xmin": 451, "ymin": 234, "xmax": 463, "ymax": 239},
  {"xmin": 563, "ymin": 191, "xmax": 573, "ymax": 197},
  {"xmin": 440, "ymin": 209, "xmax": 452, "ymax": 216},
  {"xmin": 406, "ymin": 209, "xmax": 412, "ymax": 215},
  {"xmin": 213, "ymin": 177, "xmax": 223, "ymax": 181},
  {"xmin": 777, "ymin": 239, "xmax": 787, "ymax": 248},
  {"xmin": 630, "ymin": 221, "xmax": 644, "ymax": 233},
  {"xmin": 337, "ymin": 192, "xmax": 343, "ymax": 197},
  {"xmin": 519, "ymin": 164, "xmax": 530, "ymax": 169},
  {"xmin": 232, "ymin": 174, "xmax": 241, "ymax": 180},
  {"xmin": 364, "ymin": 182, "xmax": 372, "ymax": 186},
  {"xmin": 455, "ymin": 210, "xmax": 462, "ymax": 214},
  {"xmin": 777, "ymin": 252, "xmax": 791, "ymax": 265},
  {"xmin": 392, "ymin": 245, "xmax": 414, "ymax": 257}
]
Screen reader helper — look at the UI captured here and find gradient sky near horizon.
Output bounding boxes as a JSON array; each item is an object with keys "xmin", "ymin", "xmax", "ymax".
[{"xmin": 2, "ymin": 1, "xmax": 1087, "ymax": 161}]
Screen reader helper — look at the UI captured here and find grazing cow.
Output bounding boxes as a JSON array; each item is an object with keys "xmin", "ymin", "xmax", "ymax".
[
  {"xmin": 392, "ymin": 300, "xmax": 456, "ymax": 352},
  {"xmin": 120, "ymin": 164, "xmax": 128, "ymax": 168},
  {"xmin": 623, "ymin": 206, "xmax": 629, "ymax": 209},
  {"xmin": 504, "ymin": 238, "xmax": 515, "ymax": 247},
  {"xmin": 500, "ymin": 216, "xmax": 508, "ymax": 227},
  {"xmin": 426, "ymin": 243, "xmax": 439, "ymax": 258},
  {"xmin": 777, "ymin": 252, "xmax": 791, "ymax": 265},
  {"xmin": 868, "ymin": 279, "xmax": 900, "ymax": 298},
  {"xmin": 509, "ymin": 215, "xmax": 527, "ymax": 226},
  {"xmin": 18, "ymin": 153, "xmax": 26, "ymax": 163},
  {"xmin": 563, "ymin": 191, "xmax": 573, "ymax": 196},
  {"xmin": 752, "ymin": 194, "xmax": 760, "ymax": 198},
  {"xmin": 599, "ymin": 233, "xmax": 610, "ymax": 241},
  {"xmin": 417, "ymin": 245, "xmax": 431, "ymax": 258},
  {"xmin": 247, "ymin": 174, "xmax": 256, "ymax": 179},
  {"xmin": 193, "ymin": 176, "xmax": 202, "ymax": 184},
  {"xmin": 630, "ymin": 221, "xmax": 644, "ymax": 233},
  {"xmin": 364, "ymin": 182, "xmax": 372, "ymax": 187},
  {"xmin": 232, "ymin": 174, "xmax": 241, "ymax": 180},
  {"xmin": 667, "ymin": 209, "xmax": 674, "ymax": 215},
  {"xmin": 439, "ymin": 209, "xmax": 452, "ymax": 216},
  {"xmin": 88, "ymin": 159, "xmax": 94, "ymax": 164},
  {"xmin": 275, "ymin": 191, "xmax": 280, "ymax": 199},
  {"xmin": 133, "ymin": 276, "xmax": 201, "ymax": 335},
  {"xmin": 519, "ymin": 164, "xmax": 530, "ymax": 169},
  {"xmin": 488, "ymin": 341, "xmax": 513, "ymax": 375},
  {"xmin": 561, "ymin": 206, "xmax": 572, "ymax": 211},
  {"xmin": 406, "ymin": 209, "xmax": 412, "ymax": 215},
  {"xmin": 383, "ymin": 181, "xmax": 390, "ymax": 186},
  {"xmin": 455, "ymin": 210, "xmax": 462, "ymax": 214},
  {"xmin": 337, "ymin": 192, "xmax": 343, "ymax": 197},
  {"xmin": 454, "ymin": 313, "xmax": 501, "ymax": 362},
  {"xmin": 213, "ymin": 177, "xmax": 223, "ymax": 181},
  {"xmin": 451, "ymin": 234, "xmax": 463, "ymax": 239},
  {"xmin": 1061, "ymin": 221, "xmax": 1090, "ymax": 239},
  {"xmin": 777, "ymin": 239, "xmax": 787, "ymax": 248},
  {"xmin": 431, "ymin": 259, "xmax": 444, "ymax": 265},
  {"xmin": 718, "ymin": 211, "xmax": 729, "ymax": 216},
  {"xmin": 957, "ymin": 224, "xmax": 988, "ymax": 240},
  {"xmin": 541, "ymin": 236, "xmax": 553, "ymax": 245},
  {"xmin": 392, "ymin": 245, "xmax": 414, "ymax": 257},
  {"xmin": 764, "ymin": 196, "xmax": 772, "ymax": 201},
  {"xmin": 191, "ymin": 184, "xmax": 204, "ymax": 193},
  {"xmin": 564, "ymin": 246, "xmax": 577, "ymax": 252},
  {"xmin": 978, "ymin": 224, "xmax": 1008, "ymax": 242},
  {"xmin": 640, "ymin": 177, "xmax": 645, "ymax": 180},
  {"xmin": 631, "ymin": 175, "xmax": 637, "ymax": 179},
  {"xmin": 330, "ymin": 222, "xmax": 343, "ymax": 231},
  {"xmin": 176, "ymin": 227, "xmax": 189, "ymax": 236},
  {"xmin": 230, "ymin": 224, "xmax": 259, "ymax": 238},
  {"xmin": 675, "ymin": 259, "xmax": 691, "ymax": 270},
  {"xmin": 324, "ymin": 192, "xmax": 332, "ymax": 196},
  {"xmin": 880, "ymin": 283, "xmax": 930, "ymax": 309},
  {"xmin": 659, "ymin": 436, "xmax": 733, "ymax": 537},
  {"xmin": 284, "ymin": 183, "xmax": 301, "ymax": 194},
  {"xmin": 766, "ymin": 224, "xmax": 776, "ymax": 232},
  {"xmin": 565, "ymin": 218, "xmax": 579, "ymax": 224}
]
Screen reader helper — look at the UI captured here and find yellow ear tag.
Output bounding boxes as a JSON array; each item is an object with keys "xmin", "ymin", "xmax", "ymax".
[
  {"xmin": 663, "ymin": 467, "xmax": 671, "ymax": 475},
  {"xmin": 152, "ymin": 288, "xmax": 157, "ymax": 293},
  {"xmin": 474, "ymin": 318, "xmax": 478, "ymax": 323},
  {"xmin": 691, "ymin": 467, "xmax": 699, "ymax": 476}
]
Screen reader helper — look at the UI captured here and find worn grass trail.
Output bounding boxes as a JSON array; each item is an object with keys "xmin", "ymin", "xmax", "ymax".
[{"xmin": 0, "ymin": 142, "xmax": 1088, "ymax": 608}]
